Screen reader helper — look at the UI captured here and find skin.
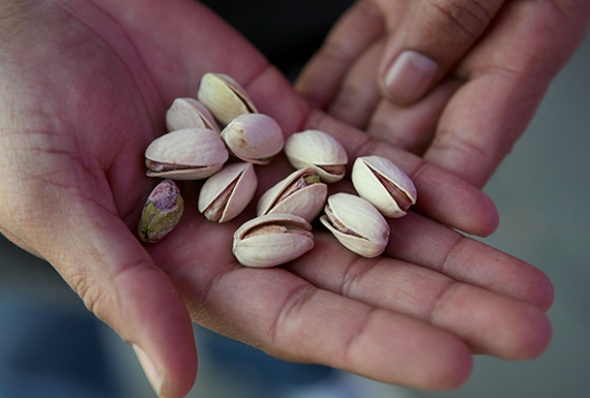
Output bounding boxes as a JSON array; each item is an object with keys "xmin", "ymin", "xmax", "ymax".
[
  {"xmin": 0, "ymin": 0, "xmax": 554, "ymax": 396},
  {"xmin": 296, "ymin": 0, "xmax": 590, "ymax": 187}
]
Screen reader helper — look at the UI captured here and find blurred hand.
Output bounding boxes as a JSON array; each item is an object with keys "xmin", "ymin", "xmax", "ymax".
[
  {"xmin": 296, "ymin": 0, "xmax": 590, "ymax": 187},
  {"xmin": 0, "ymin": 0, "xmax": 553, "ymax": 397}
]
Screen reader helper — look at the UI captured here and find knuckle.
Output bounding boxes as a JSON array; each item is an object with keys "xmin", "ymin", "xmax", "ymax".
[
  {"xmin": 426, "ymin": 0, "xmax": 495, "ymax": 40},
  {"xmin": 69, "ymin": 269, "xmax": 106, "ymax": 315}
]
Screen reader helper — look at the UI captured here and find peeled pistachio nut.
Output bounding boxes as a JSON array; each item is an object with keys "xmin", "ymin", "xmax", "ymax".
[
  {"xmin": 138, "ymin": 179, "xmax": 184, "ymax": 243},
  {"xmin": 284, "ymin": 130, "xmax": 348, "ymax": 183},
  {"xmin": 351, "ymin": 155, "xmax": 417, "ymax": 218},
  {"xmin": 198, "ymin": 162, "xmax": 258, "ymax": 222},
  {"xmin": 197, "ymin": 72, "xmax": 258, "ymax": 127},
  {"xmin": 256, "ymin": 167, "xmax": 327, "ymax": 222},
  {"xmin": 165, "ymin": 97, "xmax": 220, "ymax": 133},
  {"xmin": 233, "ymin": 213, "xmax": 314, "ymax": 268},
  {"xmin": 145, "ymin": 127, "xmax": 229, "ymax": 180},
  {"xmin": 220, "ymin": 113, "xmax": 284, "ymax": 165},
  {"xmin": 320, "ymin": 193, "xmax": 389, "ymax": 258}
]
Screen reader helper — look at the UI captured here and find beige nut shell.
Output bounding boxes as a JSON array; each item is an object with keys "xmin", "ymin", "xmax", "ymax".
[
  {"xmin": 352, "ymin": 155, "xmax": 417, "ymax": 218},
  {"xmin": 165, "ymin": 97, "xmax": 220, "ymax": 133},
  {"xmin": 233, "ymin": 213, "xmax": 314, "ymax": 268},
  {"xmin": 256, "ymin": 167, "xmax": 327, "ymax": 222},
  {"xmin": 284, "ymin": 130, "xmax": 348, "ymax": 183},
  {"xmin": 198, "ymin": 162, "xmax": 258, "ymax": 223},
  {"xmin": 197, "ymin": 73, "xmax": 258, "ymax": 127},
  {"xmin": 320, "ymin": 192, "xmax": 389, "ymax": 258},
  {"xmin": 145, "ymin": 127, "xmax": 228, "ymax": 180}
]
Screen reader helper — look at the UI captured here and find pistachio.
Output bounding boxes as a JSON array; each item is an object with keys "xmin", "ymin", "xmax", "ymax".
[
  {"xmin": 198, "ymin": 162, "xmax": 258, "ymax": 222},
  {"xmin": 145, "ymin": 127, "xmax": 229, "ymax": 180},
  {"xmin": 220, "ymin": 113, "xmax": 284, "ymax": 165},
  {"xmin": 138, "ymin": 179, "xmax": 184, "ymax": 243},
  {"xmin": 233, "ymin": 213, "xmax": 314, "ymax": 267},
  {"xmin": 284, "ymin": 130, "xmax": 348, "ymax": 183},
  {"xmin": 320, "ymin": 193, "xmax": 389, "ymax": 258},
  {"xmin": 165, "ymin": 97, "xmax": 220, "ymax": 133},
  {"xmin": 197, "ymin": 73, "xmax": 258, "ymax": 127},
  {"xmin": 351, "ymin": 155, "xmax": 417, "ymax": 218},
  {"xmin": 257, "ymin": 167, "xmax": 327, "ymax": 222}
]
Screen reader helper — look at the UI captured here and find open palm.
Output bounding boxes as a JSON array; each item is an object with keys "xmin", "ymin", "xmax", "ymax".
[{"xmin": 0, "ymin": 1, "xmax": 553, "ymax": 397}]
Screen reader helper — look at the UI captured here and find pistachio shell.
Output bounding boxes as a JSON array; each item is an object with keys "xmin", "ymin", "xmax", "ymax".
[
  {"xmin": 165, "ymin": 97, "xmax": 220, "ymax": 133},
  {"xmin": 320, "ymin": 193, "xmax": 389, "ymax": 258},
  {"xmin": 233, "ymin": 213, "xmax": 314, "ymax": 268},
  {"xmin": 197, "ymin": 73, "xmax": 258, "ymax": 127},
  {"xmin": 352, "ymin": 155, "xmax": 417, "ymax": 218},
  {"xmin": 257, "ymin": 167, "xmax": 327, "ymax": 222},
  {"xmin": 284, "ymin": 130, "xmax": 348, "ymax": 183},
  {"xmin": 198, "ymin": 162, "xmax": 258, "ymax": 222},
  {"xmin": 138, "ymin": 179, "xmax": 184, "ymax": 243},
  {"xmin": 220, "ymin": 113, "xmax": 284, "ymax": 165},
  {"xmin": 145, "ymin": 127, "xmax": 228, "ymax": 180}
]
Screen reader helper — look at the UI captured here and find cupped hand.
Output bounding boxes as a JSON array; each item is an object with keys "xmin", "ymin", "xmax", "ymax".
[
  {"xmin": 296, "ymin": 0, "xmax": 590, "ymax": 187},
  {"xmin": 0, "ymin": 0, "xmax": 553, "ymax": 397}
]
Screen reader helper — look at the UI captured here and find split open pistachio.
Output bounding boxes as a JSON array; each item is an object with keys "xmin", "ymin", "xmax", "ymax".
[
  {"xmin": 138, "ymin": 179, "xmax": 184, "ymax": 243},
  {"xmin": 257, "ymin": 167, "xmax": 327, "ymax": 222},
  {"xmin": 142, "ymin": 72, "xmax": 421, "ymax": 268},
  {"xmin": 233, "ymin": 213, "xmax": 314, "ymax": 267},
  {"xmin": 320, "ymin": 192, "xmax": 390, "ymax": 258},
  {"xmin": 145, "ymin": 127, "xmax": 229, "ymax": 180},
  {"xmin": 220, "ymin": 113, "xmax": 284, "ymax": 165},
  {"xmin": 165, "ymin": 97, "xmax": 220, "ymax": 133},
  {"xmin": 352, "ymin": 155, "xmax": 417, "ymax": 218},
  {"xmin": 284, "ymin": 130, "xmax": 348, "ymax": 183},
  {"xmin": 198, "ymin": 162, "xmax": 258, "ymax": 222},
  {"xmin": 197, "ymin": 72, "xmax": 258, "ymax": 127}
]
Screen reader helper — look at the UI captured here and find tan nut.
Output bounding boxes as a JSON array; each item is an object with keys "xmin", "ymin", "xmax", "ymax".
[
  {"xmin": 320, "ymin": 192, "xmax": 389, "ymax": 258},
  {"xmin": 233, "ymin": 213, "xmax": 314, "ymax": 268},
  {"xmin": 198, "ymin": 162, "xmax": 258, "ymax": 222},
  {"xmin": 256, "ymin": 167, "xmax": 327, "ymax": 222},
  {"xmin": 284, "ymin": 130, "xmax": 348, "ymax": 183},
  {"xmin": 145, "ymin": 127, "xmax": 228, "ymax": 180},
  {"xmin": 352, "ymin": 155, "xmax": 417, "ymax": 218}
]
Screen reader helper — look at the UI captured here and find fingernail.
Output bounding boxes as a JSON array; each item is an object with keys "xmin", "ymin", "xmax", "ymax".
[
  {"xmin": 384, "ymin": 50, "xmax": 438, "ymax": 104},
  {"xmin": 133, "ymin": 345, "xmax": 164, "ymax": 397}
]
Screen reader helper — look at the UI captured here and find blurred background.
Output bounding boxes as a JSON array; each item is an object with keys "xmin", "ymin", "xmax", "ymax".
[{"xmin": 1, "ymin": 2, "xmax": 589, "ymax": 397}]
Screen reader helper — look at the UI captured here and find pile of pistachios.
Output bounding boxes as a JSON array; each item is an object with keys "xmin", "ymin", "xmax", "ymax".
[{"xmin": 138, "ymin": 73, "xmax": 417, "ymax": 267}]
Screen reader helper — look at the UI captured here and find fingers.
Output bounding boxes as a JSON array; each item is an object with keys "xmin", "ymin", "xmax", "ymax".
[
  {"xmin": 5, "ymin": 191, "xmax": 198, "ymax": 398},
  {"xmin": 295, "ymin": 1, "xmax": 385, "ymax": 110},
  {"xmin": 303, "ymin": 109, "xmax": 499, "ymax": 236},
  {"xmin": 376, "ymin": 0, "xmax": 504, "ymax": 104},
  {"xmin": 386, "ymin": 213, "xmax": 554, "ymax": 311},
  {"xmin": 366, "ymin": 78, "xmax": 460, "ymax": 154},
  {"xmin": 422, "ymin": 0, "xmax": 590, "ymax": 187},
  {"xmin": 287, "ymin": 227, "xmax": 552, "ymax": 360},
  {"xmin": 149, "ymin": 212, "xmax": 473, "ymax": 391},
  {"xmin": 150, "ymin": 201, "xmax": 551, "ymax": 389}
]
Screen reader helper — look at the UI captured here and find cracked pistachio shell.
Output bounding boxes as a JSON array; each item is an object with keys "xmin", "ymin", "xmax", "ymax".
[
  {"xmin": 256, "ymin": 167, "xmax": 327, "ymax": 222},
  {"xmin": 284, "ymin": 130, "xmax": 348, "ymax": 183},
  {"xmin": 165, "ymin": 97, "xmax": 220, "ymax": 133},
  {"xmin": 198, "ymin": 162, "xmax": 258, "ymax": 222},
  {"xmin": 145, "ymin": 127, "xmax": 229, "ymax": 180},
  {"xmin": 320, "ymin": 193, "xmax": 389, "ymax": 258},
  {"xmin": 197, "ymin": 73, "xmax": 258, "ymax": 127},
  {"xmin": 138, "ymin": 179, "xmax": 184, "ymax": 243},
  {"xmin": 352, "ymin": 155, "xmax": 417, "ymax": 218},
  {"xmin": 233, "ymin": 213, "xmax": 314, "ymax": 268},
  {"xmin": 220, "ymin": 113, "xmax": 284, "ymax": 165}
]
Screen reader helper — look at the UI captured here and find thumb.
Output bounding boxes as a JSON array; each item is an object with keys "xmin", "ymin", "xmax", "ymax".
[
  {"xmin": 378, "ymin": 0, "xmax": 504, "ymax": 104},
  {"xmin": 6, "ymin": 192, "xmax": 197, "ymax": 398}
]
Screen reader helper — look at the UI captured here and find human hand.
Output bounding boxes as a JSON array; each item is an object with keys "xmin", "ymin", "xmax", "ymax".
[
  {"xmin": 0, "ymin": 0, "xmax": 552, "ymax": 397},
  {"xmin": 296, "ymin": 0, "xmax": 590, "ymax": 187}
]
